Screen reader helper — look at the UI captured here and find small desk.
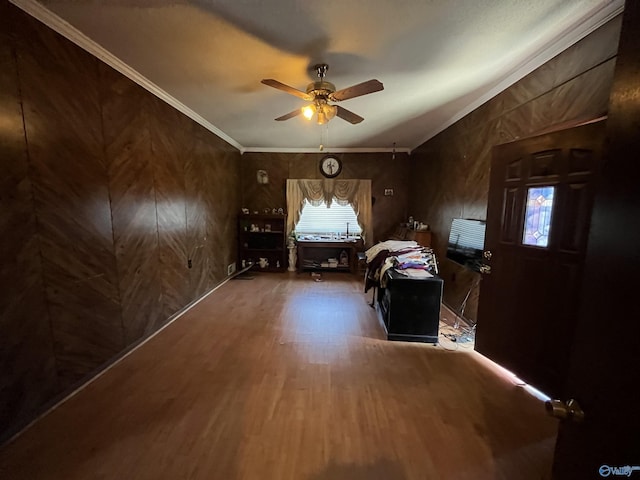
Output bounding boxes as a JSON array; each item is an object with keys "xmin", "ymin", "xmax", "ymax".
[
  {"xmin": 297, "ymin": 240, "xmax": 359, "ymax": 274},
  {"xmin": 376, "ymin": 269, "xmax": 443, "ymax": 343},
  {"xmin": 406, "ymin": 230, "xmax": 432, "ymax": 247}
]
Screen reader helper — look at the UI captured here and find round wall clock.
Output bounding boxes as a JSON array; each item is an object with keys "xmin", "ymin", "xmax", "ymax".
[{"xmin": 320, "ymin": 155, "xmax": 342, "ymax": 178}]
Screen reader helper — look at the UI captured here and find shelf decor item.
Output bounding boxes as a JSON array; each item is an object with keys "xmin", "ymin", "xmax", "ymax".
[{"xmin": 238, "ymin": 214, "xmax": 287, "ymax": 272}]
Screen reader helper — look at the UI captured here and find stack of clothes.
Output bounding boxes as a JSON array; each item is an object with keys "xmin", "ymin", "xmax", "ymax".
[{"xmin": 364, "ymin": 240, "xmax": 438, "ymax": 292}]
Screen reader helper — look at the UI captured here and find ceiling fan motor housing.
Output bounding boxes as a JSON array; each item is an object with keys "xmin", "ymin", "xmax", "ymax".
[{"xmin": 306, "ymin": 81, "xmax": 336, "ymax": 99}]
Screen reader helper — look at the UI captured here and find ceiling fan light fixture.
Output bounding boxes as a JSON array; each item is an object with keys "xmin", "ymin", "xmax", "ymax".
[
  {"xmin": 325, "ymin": 104, "xmax": 337, "ymax": 121},
  {"xmin": 302, "ymin": 104, "xmax": 315, "ymax": 120},
  {"xmin": 312, "ymin": 102, "xmax": 336, "ymax": 125}
]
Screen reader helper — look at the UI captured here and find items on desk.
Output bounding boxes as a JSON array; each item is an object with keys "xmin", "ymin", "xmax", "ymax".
[
  {"xmin": 396, "ymin": 269, "xmax": 433, "ymax": 279},
  {"xmin": 296, "ymin": 233, "xmax": 359, "ymax": 242},
  {"xmin": 364, "ymin": 240, "xmax": 438, "ymax": 292},
  {"xmin": 395, "ymin": 249, "xmax": 437, "ymax": 273}
]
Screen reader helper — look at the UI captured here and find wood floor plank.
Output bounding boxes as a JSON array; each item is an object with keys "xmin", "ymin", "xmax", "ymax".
[{"xmin": 0, "ymin": 273, "xmax": 557, "ymax": 479}]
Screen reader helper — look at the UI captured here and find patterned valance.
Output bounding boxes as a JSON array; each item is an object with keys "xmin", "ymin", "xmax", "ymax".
[{"xmin": 286, "ymin": 179, "xmax": 373, "ymax": 245}]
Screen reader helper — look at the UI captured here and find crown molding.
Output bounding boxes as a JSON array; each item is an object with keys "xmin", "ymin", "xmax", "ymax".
[
  {"xmin": 241, "ymin": 146, "xmax": 412, "ymax": 154},
  {"xmin": 10, "ymin": 0, "xmax": 623, "ymax": 155},
  {"xmin": 410, "ymin": 0, "xmax": 625, "ymax": 151},
  {"xmin": 10, "ymin": 0, "xmax": 245, "ymax": 153}
]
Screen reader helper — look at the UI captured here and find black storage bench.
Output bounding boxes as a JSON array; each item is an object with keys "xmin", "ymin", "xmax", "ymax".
[{"xmin": 375, "ymin": 269, "xmax": 443, "ymax": 343}]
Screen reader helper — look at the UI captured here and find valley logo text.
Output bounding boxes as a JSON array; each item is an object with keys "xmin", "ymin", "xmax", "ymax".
[{"xmin": 599, "ymin": 465, "xmax": 640, "ymax": 477}]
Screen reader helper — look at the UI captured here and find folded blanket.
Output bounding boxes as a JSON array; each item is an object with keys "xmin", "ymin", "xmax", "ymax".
[
  {"xmin": 364, "ymin": 242, "xmax": 439, "ymax": 292},
  {"xmin": 364, "ymin": 240, "xmax": 418, "ymax": 263}
]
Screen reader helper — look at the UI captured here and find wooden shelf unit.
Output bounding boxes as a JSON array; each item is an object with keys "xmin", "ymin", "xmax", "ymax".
[
  {"xmin": 296, "ymin": 240, "xmax": 361, "ymax": 274},
  {"xmin": 238, "ymin": 214, "xmax": 287, "ymax": 272}
]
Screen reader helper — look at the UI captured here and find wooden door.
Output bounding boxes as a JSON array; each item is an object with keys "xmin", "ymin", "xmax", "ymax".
[
  {"xmin": 475, "ymin": 121, "xmax": 604, "ymax": 398},
  {"xmin": 552, "ymin": 4, "xmax": 640, "ymax": 477}
]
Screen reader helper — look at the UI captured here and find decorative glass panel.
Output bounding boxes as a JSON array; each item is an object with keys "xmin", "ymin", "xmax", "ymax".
[{"xmin": 522, "ymin": 186, "xmax": 555, "ymax": 247}]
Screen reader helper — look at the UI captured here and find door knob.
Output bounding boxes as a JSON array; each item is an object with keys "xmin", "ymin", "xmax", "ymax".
[
  {"xmin": 545, "ymin": 398, "xmax": 585, "ymax": 423},
  {"xmin": 479, "ymin": 264, "xmax": 491, "ymax": 274},
  {"xmin": 483, "ymin": 250, "xmax": 492, "ymax": 260}
]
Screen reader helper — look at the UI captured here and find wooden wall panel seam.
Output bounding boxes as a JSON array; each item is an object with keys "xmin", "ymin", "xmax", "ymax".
[
  {"xmin": 1, "ymin": 2, "xmax": 57, "ymax": 441},
  {"xmin": 97, "ymin": 59, "xmax": 127, "ymax": 352},
  {"xmin": 9, "ymin": 12, "xmax": 61, "ymax": 394},
  {"xmin": 149, "ymin": 118, "xmax": 166, "ymax": 332}
]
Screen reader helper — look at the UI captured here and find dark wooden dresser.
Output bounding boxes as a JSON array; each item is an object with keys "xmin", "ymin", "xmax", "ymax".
[{"xmin": 376, "ymin": 269, "xmax": 443, "ymax": 343}]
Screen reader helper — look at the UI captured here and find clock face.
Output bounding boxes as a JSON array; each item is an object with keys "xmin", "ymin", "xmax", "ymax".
[{"xmin": 320, "ymin": 156, "xmax": 342, "ymax": 178}]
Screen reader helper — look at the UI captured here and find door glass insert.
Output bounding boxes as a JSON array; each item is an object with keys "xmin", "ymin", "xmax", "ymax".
[{"xmin": 522, "ymin": 186, "xmax": 555, "ymax": 247}]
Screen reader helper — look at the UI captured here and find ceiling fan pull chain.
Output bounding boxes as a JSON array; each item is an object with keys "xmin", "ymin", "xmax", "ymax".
[
  {"xmin": 325, "ymin": 124, "xmax": 330, "ymax": 151},
  {"xmin": 320, "ymin": 123, "xmax": 329, "ymax": 151}
]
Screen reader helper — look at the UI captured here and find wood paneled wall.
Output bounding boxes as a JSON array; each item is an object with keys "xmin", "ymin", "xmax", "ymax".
[
  {"xmin": 0, "ymin": 1, "xmax": 240, "ymax": 442},
  {"xmin": 409, "ymin": 16, "xmax": 622, "ymax": 323},
  {"xmin": 240, "ymin": 152, "xmax": 410, "ymax": 244}
]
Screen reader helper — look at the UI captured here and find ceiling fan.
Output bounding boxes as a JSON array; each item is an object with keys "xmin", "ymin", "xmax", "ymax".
[{"xmin": 261, "ymin": 64, "xmax": 383, "ymax": 125}]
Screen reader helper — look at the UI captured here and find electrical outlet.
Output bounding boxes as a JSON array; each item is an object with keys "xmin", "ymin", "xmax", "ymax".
[
  {"xmin": 384, "ymin": 188, "xmax": 394, "ymax": 196},
  {"xmin": 227, "ymin": 262, "xmax": 236, "ymax": 276}
]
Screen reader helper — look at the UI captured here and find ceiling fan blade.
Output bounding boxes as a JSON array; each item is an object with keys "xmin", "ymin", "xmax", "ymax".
[
  {"xmin": 335, "ymin": 105, "xmax": 364, "ymax": 124},
  {"xmin": 329, "ymin": 79, "xmax": 383, "ymax": 102},
  {"xmin": 261, "ymin": 79, "xmax": 313, "ymax": 101},
  {"xmin": 274, "ymin": 109, "xmax": 303, "ymax": 121}
]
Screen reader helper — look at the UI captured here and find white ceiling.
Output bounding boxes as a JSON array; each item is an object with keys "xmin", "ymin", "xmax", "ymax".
[{"xmin": 16, "ymin": 0, "xmax": 623, "ymax": 153}]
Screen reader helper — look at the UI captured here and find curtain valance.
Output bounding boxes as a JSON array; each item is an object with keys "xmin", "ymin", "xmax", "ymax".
[{"xmin": 286, "ymin": 179, "xmax": 372, "ymax": 245}]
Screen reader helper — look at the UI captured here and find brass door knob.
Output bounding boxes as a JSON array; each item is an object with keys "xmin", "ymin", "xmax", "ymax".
[{"xmin": 545, "ymin": 398, "xmax": 585, "ymax": 423}]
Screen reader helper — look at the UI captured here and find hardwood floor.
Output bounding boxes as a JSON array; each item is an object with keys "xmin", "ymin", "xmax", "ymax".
[{"xmin": 0, "ymin": 272, "xmax": 557, "ymax": 480}]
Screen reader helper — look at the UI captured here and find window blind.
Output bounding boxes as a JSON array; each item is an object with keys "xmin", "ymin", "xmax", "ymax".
[
  {"xmin": 295, "ymin": 199, "xmax": 362, "ymax": 235},
  {"xmin": 448, "ymin": 218, "xmax": 485, "ymax": 250}
]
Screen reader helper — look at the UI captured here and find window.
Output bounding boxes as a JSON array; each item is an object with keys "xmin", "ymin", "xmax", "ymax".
[
  {"xmin": 295, "ymin": 199, "xmax": 362, "ymax": 236},
  {"xmin": 522, "ymin": 186, "xmax": 555, "ymax": 247}
]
